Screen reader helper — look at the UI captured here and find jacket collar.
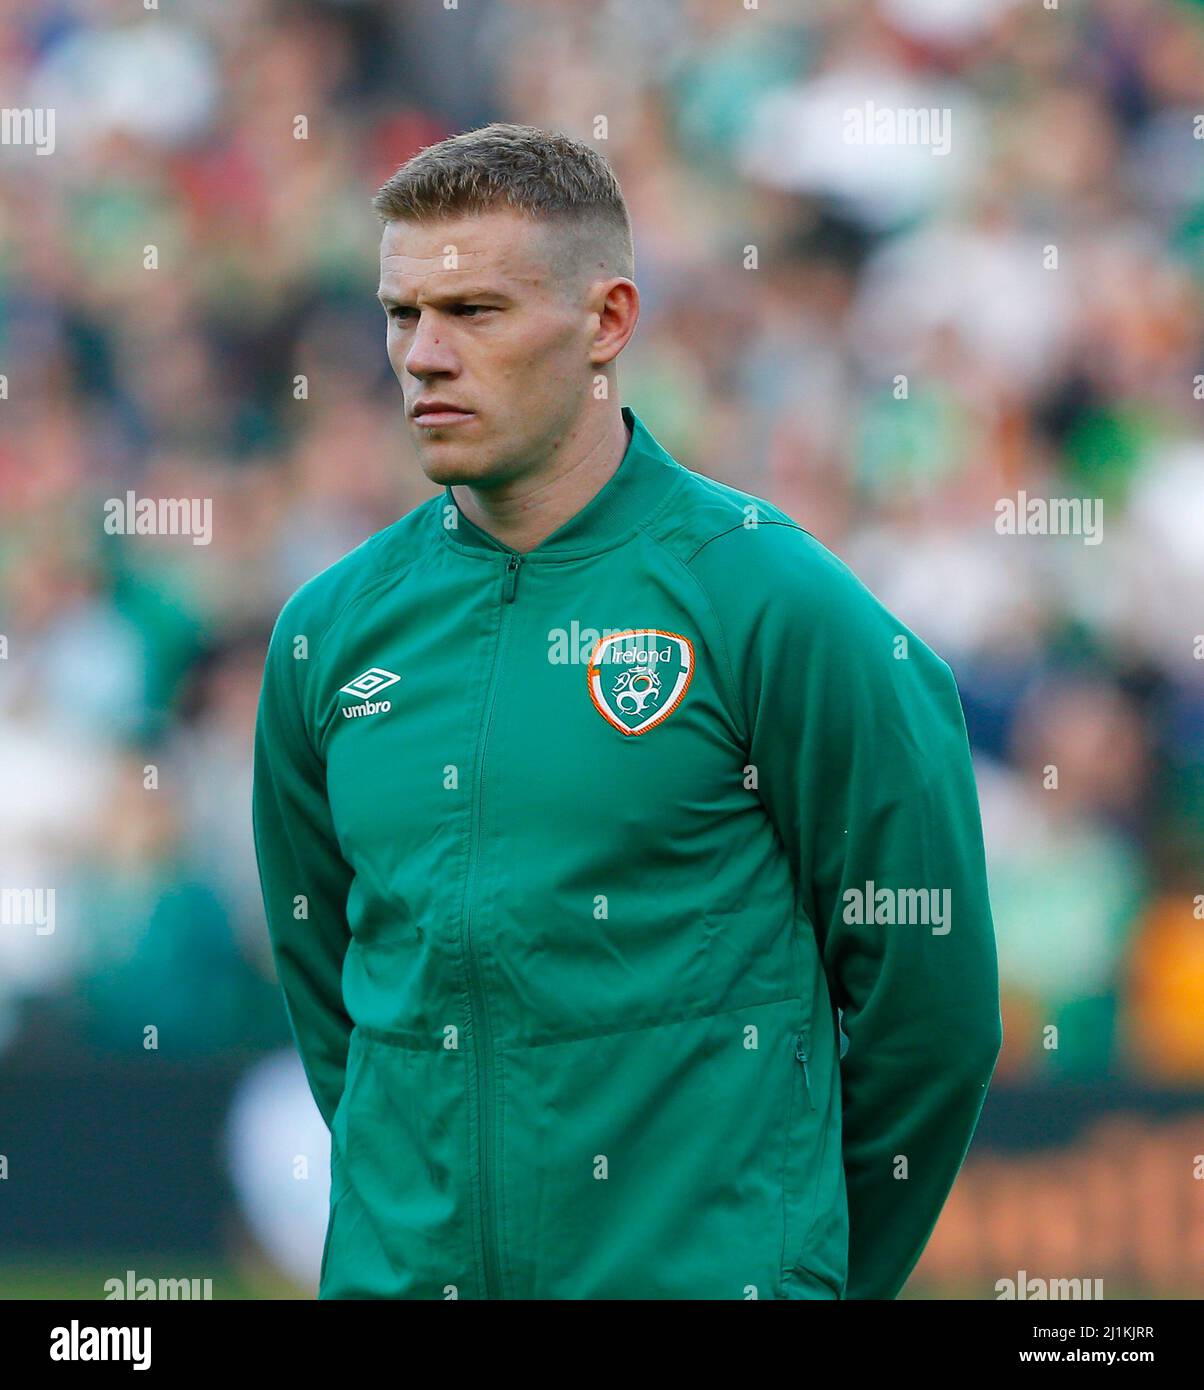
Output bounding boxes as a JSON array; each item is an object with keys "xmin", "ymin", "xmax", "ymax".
[{"xmin": 438, "ymin": 406, "xmax": 685, "ymax": 562}]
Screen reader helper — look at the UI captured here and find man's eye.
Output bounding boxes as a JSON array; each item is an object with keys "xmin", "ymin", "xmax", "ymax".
[{"xmin": 387, "ymin": 305, "xmax": 493, "ymax": 321}]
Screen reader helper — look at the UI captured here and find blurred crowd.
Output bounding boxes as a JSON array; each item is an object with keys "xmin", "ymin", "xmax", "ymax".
[{"xmin": 2, "ymin": 0, "xmax": 1203, "ymax": 1092}]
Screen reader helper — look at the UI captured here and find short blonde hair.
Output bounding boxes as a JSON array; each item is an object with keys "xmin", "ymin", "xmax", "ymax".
[{"xmin": 371, "ymin": 122, "xmax": 635, "ymax": 287}]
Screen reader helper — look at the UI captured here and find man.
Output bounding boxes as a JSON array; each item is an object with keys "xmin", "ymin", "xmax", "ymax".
[{"xmin": 252, "ymin": 122, "xmax": 1002, "ymax": 1301}]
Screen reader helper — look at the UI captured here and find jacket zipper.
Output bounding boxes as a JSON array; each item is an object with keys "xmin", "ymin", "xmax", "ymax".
[
  {"xmin": 464, "ymin": 550, "xmax": 521, "ymax": 1299},
  {"xmin": 794, "ymin": 1030, "xmax": 815, "ymax": 1109}
]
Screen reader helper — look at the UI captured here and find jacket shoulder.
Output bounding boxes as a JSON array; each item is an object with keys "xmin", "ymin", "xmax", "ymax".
[
  {"xmin": 668, "ymin": 481, "xmax": 953, "ymax": 679},
  {"xmin": 268, "ymin": 494, "xmax": 443, "ymax": 649},
  {"xmin": 651, "ymin": 469, "xmax": 876, "ymax": 624}
]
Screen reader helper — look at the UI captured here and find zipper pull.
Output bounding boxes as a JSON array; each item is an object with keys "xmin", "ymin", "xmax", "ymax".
[
  {"xmin": 794, "ymin": 1032, "xmax": 816, "ymax": 1109},
  {"xmin": 502, "ymin": 553, "xmax": 521, "ymax": 603}
]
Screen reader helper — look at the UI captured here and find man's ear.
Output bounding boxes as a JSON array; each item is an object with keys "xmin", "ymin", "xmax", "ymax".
[{"xmin": 589, "ymin": 278, "xmax": 639, "ymax": 368}]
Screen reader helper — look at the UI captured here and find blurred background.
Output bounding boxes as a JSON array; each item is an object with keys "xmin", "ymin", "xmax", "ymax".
[{"xmin": 1, "ymin": 0, "xmax": 1202, "ymax": 1299}]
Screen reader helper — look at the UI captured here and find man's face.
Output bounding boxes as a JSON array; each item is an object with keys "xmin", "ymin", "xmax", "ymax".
[{"xmin": 378, "ymin": 207, "xmax": 597, "ymax": 487}]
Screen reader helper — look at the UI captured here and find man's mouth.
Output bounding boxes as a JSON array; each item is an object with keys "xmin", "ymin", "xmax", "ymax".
[{"xmin": 412, "ymin": 402, "xmax": 475, "ymax": 428}]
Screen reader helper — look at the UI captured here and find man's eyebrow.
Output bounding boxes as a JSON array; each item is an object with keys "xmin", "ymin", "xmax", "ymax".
[{"xmin": 376, "ymin": 286, "xmax": 511, "ymax": 307}]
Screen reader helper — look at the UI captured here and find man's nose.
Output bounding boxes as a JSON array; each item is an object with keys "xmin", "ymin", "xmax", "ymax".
[{"xmin": 403, "ymin": 313, "xmax": 458, "ymax": 380}]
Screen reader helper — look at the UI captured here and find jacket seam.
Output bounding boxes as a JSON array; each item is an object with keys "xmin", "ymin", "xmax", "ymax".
[
  {"xmin": 677, "ymin": 519, "xmax": 827, "ymax": 832},
  {"xmin": 310, "ymin": 533, "xmax": 442, "ymax": 656},
  {"xmin": 777, "ymin": 1031, "xmax": 800, "ymax": 1287},
  {"xmin": 499, "ymin": 1045, "xmax": 514, "ymax": 1298},
  {"xmin": 268, "ymin": 527, "xmax": 438, "ymax": 767},
  {"xmin": 354, "ymin": 991, "xmax": 808, "ymax": 1055},
  {"xmin": 646, "ymin": 535, "xmax": 749, "ymax": 750},
  {"xmin": 300, "ymin": 539, "xmax": 444, "ymax": 757},
  {"xmin": 791, "ymin": 1086, "xmax": 832, "ymax": 1281},
  {"xmin": 683, "ymin": 516, "xmax": 814, "ymax": 566}
]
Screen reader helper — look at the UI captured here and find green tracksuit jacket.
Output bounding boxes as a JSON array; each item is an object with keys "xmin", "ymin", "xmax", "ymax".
[{"xmin": 252, "ymin": 405, "xmax": 1002, "ymax": 1300}]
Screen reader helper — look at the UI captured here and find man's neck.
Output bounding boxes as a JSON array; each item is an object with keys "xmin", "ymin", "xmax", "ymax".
[{"xmin": 451, "ymin": 408, "xmax": 632, "ymax": 554}]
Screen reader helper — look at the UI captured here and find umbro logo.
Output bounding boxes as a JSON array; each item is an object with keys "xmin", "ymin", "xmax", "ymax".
[
  {"xmin": 339, "ymin": 667, "xmax": 399, "ymax": 719},
  {"xmin": 340, "ymin": 668, "xmax": 400, "ymax": 699}
]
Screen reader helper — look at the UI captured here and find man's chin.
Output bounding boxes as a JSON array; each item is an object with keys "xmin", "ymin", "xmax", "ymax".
[
  {"xmin": 414, "ymin": 439, "xmax": 519, "ymax": 489},
  {"xmin": 417, "ymin": 452, "xmax": 489, "ymax": 487}
]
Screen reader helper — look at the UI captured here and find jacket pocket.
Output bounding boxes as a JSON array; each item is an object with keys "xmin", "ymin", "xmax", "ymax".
[
  {"xmin": 318, "ymin": 1041, "xmax": 360, "ymax": 1298},
  {"xmin": 322, "ymin": 1027, "xmax": 478, "ymax": 1298},
  {"xmin": 319, "ymin": 1176, "xmax": 348, "ymax": 1290},
  {"xmin": 779, "ymin": 1015, "xmax": 826, "ymax": 1284},
  {"xmin": 793, "ymin": 1027, "xmax": 816, "ymax": 1110},
  {"xmin": 500, "ymin": 997, "xmax": 809, "ymax": 1299}
]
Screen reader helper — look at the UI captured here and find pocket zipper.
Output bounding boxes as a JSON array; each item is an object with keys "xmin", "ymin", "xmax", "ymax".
[{"xmin": 794, "ymin": 1030, "xmax": 816, "ymax": 1110}]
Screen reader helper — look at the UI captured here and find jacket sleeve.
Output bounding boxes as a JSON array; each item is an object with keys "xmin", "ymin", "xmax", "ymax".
[
  {"xmin": 696, "ymin": 523, "xmax": 1002, "ymax": 1299},
  {"xmin": 252, "ymin": 610, "xmax": 356, "ymax": 1131}
]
